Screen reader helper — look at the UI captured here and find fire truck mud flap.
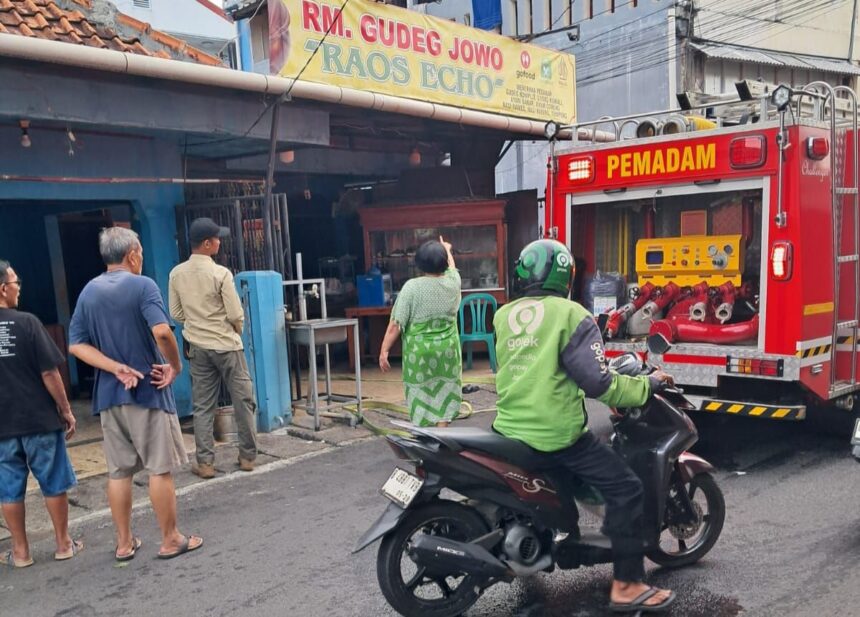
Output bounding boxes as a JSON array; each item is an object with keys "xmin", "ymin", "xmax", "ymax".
[{"xmin": 696, "ymin": 399, "xmax": 806, "ymax": 421}]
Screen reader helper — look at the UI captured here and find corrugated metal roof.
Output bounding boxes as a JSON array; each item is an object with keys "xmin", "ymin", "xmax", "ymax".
[{"xmin": 691, "ymin": 41, "xmax": 860, "ymax": 76}]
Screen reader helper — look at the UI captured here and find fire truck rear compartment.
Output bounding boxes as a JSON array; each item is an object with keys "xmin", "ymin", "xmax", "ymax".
[{"xmin": 570, "ymin": 184, "xmax": 764, "ymax": 347}]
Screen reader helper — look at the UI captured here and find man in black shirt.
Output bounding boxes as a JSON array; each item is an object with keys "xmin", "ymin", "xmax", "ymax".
[{"xmin": 0, "ymin": 260, "xmax": 81, "ymax": 567}]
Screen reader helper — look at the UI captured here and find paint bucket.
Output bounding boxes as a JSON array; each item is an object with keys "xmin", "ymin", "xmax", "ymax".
[{"xmin": 214, "ymin": 406, "xmax": 238, "ymax": 443}]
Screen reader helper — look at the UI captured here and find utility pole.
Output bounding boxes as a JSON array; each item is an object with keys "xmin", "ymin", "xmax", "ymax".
[{"xmin": 850, "ymin": 0, "xmax": 859, "ymax": 62}]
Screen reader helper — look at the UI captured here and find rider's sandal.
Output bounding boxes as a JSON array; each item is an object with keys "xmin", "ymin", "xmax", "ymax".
[{"xmin": 609, "ymin": 587, "xmax": 676, "ymax": 613}]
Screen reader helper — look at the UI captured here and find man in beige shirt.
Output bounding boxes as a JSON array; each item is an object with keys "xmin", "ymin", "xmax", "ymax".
[{"xmin": 169, "ymin": 218, "xmax": 258, "ymax": 479}]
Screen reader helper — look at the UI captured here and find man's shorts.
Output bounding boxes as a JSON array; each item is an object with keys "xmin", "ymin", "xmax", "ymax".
[
  {"xmin": 0, "ymin": 430, "xmax": 78, "ymax": 503},
  {"xmin": 100, "ymin": 405, "xmax": 188, "ymax": 479}
]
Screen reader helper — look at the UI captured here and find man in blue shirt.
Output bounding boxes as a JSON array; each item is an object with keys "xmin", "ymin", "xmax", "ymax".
[{"xmin": 69, "ymin": 227, "xmax": 202, "ymax": 561}]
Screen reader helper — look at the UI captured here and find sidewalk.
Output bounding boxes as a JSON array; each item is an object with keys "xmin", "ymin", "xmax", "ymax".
[{"xmin": 0, "ymin": 361, "xmax": 497, "ymax": 543}]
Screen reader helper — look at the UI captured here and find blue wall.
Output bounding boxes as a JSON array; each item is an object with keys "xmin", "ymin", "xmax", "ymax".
[{"xmin": 0, "ymin": 126, "xmax": 193, "ymax": 414}]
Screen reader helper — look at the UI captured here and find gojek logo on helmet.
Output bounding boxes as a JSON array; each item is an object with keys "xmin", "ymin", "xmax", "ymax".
[{"xmin": 507, "ymin": 300, "xmax": 544, "ymax": 350}]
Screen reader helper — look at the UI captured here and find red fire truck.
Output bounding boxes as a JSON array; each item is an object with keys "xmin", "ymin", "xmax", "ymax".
[{"xmin": 544, "ymin": 80, "xmax": 860, "ymax": 426}]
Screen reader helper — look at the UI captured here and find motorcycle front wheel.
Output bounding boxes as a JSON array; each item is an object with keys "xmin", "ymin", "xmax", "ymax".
[
  {"xmin": 647, "ymin": 473, "xmax": 725, "ymax": 568},
  {"xmin": 377, "ymin": 500, "xmax": 490, "ymax": 617}
]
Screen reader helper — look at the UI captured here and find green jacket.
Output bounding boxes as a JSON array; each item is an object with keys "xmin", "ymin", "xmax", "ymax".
[{"xmin": 493, "ymin": 295, "xmax": 652, "ymax": 452}]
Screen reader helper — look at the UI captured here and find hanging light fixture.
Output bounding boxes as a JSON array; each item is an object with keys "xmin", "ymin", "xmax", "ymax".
[
  {"xmin": 408, "ymin": 145, "xmax": 421, "ymax": 167},
  {"xmin": 19, "ymin": 120, "xmax": 31, "ymax": 148},
  {"xmin": 279, "ymin": 150, "xmax": 295, "ymax": 164}
]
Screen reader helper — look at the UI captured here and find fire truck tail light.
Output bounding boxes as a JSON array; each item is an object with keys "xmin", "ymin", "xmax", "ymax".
[
  {"xmin": 729, "ymin": 135, "xmax": 766, "ymax": 169},
  {"xmin": 770, "ymin": 242, "xmax": 793, "ymax": 281},
  {"xmin": 567, "ymin": 157, "xmax": 595, "ymax": 183},
  {"xmin": 727, "ymin": 357, "xmax": 784, "ymax": 377},
  {"xmin": 806, "ymin": 137, "xmax": 829, "ymax": 160}
]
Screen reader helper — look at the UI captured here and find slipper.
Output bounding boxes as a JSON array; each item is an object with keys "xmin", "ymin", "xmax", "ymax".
[
  {"xmin": 54, "ymin": 539, "xmax": 84, "ymax": 561},
  {"xmin": 2, "ymin": 550, "xmax": 34, "ymax": 568},
  {"xmin": 115, "ymin": 537, "xmax": 142, "ymax": 562},
  {"xmin": 609, "ymin": 587, "xmax": 676, "ymax": 613},
  {"xmin": 157, "ymin": 535, "xmax": 203, "ymax": 560}
]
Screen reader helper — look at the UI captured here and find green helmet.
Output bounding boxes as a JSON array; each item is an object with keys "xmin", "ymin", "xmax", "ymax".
[{"xmin": 514, "ymin": 239, "xmax": 575, "ymax": 297}]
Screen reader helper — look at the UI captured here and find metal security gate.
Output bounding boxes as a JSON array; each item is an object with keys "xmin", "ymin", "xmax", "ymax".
[{"xmin": 178, "ymin": 193, "xmax": 292, "ymax": 278}]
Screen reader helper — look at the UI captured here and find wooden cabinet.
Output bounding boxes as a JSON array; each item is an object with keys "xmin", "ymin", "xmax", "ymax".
[{"xmin": 358, "ymin": 200, "xmax": 508, "ymax": 303}]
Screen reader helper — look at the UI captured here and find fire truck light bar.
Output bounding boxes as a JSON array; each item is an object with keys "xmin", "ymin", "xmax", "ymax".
[
  {"xmin": 726, "ymin": 357, "xmax": 784, "ymax": 377},
  {"xmin": 567, "ymin": 156, "xmax": 595, "ymax": 183}
]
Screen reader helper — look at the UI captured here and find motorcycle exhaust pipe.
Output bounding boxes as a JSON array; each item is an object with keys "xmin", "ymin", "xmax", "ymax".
[{"xmin": 408, "ymin": 535, "xmax": 514, "ymax": 582}]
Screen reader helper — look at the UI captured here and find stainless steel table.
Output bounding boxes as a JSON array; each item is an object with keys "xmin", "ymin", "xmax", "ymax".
[{"xmin": 288, "ymin": 317, "xmax": 362, "ymax": 431}]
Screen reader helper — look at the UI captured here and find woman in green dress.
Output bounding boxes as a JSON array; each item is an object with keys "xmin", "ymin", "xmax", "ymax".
[{"xmin": 379, "ymin": 237, "xmax": 462, "ymax": 427}]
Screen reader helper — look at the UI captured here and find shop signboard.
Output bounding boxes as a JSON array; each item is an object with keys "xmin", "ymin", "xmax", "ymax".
[{"xmin": 268, "ymin": 0, "xmax": 577, "ymax": 124}]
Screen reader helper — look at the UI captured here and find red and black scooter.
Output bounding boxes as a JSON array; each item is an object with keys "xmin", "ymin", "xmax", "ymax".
[{"xmin": 354, "ymin": 334, "xmax": 725, "ymax": 617}]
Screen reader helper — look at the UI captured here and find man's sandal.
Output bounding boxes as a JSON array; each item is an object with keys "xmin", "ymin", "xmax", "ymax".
[
  {"xmin": 54, "ymin": 539, "xmax": 84, "ymax": 561},
  {"xmin": 115, "ymin": 537, "xmax": 142, "ymax": 562},
  {"xmin": 609, "ymin": 587, "xmax": 676, "ymax": 613},
  {"xmin": 157, "ymin": 535, "xmax": 203, "ymax": 560},
  {"xmin": 2, "ymin": 550, "xmax": 34, "ymax": 568}
]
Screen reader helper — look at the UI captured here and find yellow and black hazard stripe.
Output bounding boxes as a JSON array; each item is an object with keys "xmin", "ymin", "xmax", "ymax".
[
  {"xmin": 797, "ymin": 336, "xmax": 857, "ymax": 358},
  {"xmin": 797, "ymin": 344, "xmax": 832, "ymax": 359},
  {"xmin": 700, "ymin": 400, "xmax": 806, "ymax": 421}
]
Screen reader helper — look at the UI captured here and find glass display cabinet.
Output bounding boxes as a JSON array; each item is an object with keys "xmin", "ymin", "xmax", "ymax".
[{"xmin": 358, "ymin": 200, "xmax": 508, "ymax": 302}]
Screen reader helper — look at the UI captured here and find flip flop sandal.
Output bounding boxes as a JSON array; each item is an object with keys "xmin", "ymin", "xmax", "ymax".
[
  {"xmin": 609, "ymin": 588, "xmax": 677, "ymax": 613},
  {"xmin": 115, "ymin": 537, "xmax": 142, "ymax": 562},
  {"xmin": 157, "ymin": 535, "xmax": 203, "ymax": 560},
  {"xmin": 2, "ymin": 550, "xmax": 34, "ymax": 568},
  {"xmin": 55, "ymin": 539, "xmax": 85, "ymax": 561}
]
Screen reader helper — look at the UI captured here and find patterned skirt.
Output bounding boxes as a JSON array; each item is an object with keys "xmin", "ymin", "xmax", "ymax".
[{"xmin": 402, "ymin": 317, "xmax": 462, "ymax": 427}]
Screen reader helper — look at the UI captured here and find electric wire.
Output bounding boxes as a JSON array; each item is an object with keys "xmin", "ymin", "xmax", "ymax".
[
  {"xmin": 569, "ymin": 0, "xmax": 837, "ymax": 74},
  {"xmin": 189, "ymin": 0, "xmax": 355, "ymax": 150},
  {"xmin": 573, "ymin": 0, "xmax": 848, "ymax": 88},
  {"xmin": 569, "ymin": 0, "xmax": 827, "ymax": 76}
]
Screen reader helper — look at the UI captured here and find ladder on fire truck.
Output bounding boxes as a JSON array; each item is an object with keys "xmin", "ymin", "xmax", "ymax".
[{"xmin": 795, "ymin": 82, "xmax": 860, "ymax": 398}]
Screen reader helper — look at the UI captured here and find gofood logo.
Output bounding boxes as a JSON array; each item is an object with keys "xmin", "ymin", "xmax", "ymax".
[
  {"xmin": 520, "ymin": 51, "xmax": 531, "ymax": 69},
  {"xmin": 507, "ymin": 300, "xmax": 544, "ymax": 350}
]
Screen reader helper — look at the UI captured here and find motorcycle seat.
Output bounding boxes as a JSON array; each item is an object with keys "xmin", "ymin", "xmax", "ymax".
[{"xmin": 417, "ymin": 427, "xmax": 548, "ymax": 470}]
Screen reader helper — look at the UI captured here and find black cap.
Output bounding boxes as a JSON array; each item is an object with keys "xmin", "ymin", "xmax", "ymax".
[{"xmin": 189, "ymin": 217, "xmax": 230, "ymax": 245}]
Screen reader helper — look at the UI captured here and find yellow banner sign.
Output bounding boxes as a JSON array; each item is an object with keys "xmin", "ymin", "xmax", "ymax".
[{"xmin": 269, "ymin": 0, "xmax": 576, "ymax": 124}]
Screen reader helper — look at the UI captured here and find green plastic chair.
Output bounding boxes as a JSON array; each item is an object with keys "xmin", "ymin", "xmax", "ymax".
[{"xmin": 459, "ymin": 293, "xmax": 497, "ymax": 372}]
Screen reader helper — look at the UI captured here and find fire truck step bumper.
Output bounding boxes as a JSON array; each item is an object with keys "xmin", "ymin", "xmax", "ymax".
[{"xmin": 697, "ymin": 399, "xmax": 806, "ymax": 421}]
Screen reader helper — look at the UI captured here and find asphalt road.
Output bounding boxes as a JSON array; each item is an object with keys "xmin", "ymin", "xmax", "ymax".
[{"xmin": 2, "ymin": 407, "xmax": 859, "ymax": 617}]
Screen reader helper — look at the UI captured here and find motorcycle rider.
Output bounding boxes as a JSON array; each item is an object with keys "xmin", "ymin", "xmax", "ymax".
[{"xmin": 493, "ymin": 239, "xmax": 677, "ymax": 613}]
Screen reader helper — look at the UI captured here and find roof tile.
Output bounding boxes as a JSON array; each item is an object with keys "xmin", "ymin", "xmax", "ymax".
[
  {"xmin": 0, "ymin": 0, "xmax": 222, "ymax": 65},
  {"xmin": 0, "ymin": 11, "xmax": 22, "ymax": 25}
]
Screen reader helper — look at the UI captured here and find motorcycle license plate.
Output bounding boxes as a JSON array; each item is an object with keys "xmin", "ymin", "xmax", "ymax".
[
  {"xmin": 852, "ymin": 418, "xmax": 860, "ymax": 445},
  {"xmin": 381, "ymin": 468, "xmax": 424, "ymax": 508}
]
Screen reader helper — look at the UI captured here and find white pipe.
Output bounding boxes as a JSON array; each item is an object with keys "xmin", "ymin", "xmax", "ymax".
[{"xmin": 0, "ymin": 35, "xmax": 551, "ymax": 137}]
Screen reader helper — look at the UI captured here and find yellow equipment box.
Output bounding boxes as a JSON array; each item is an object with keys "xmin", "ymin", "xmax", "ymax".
[{"xmin": 636, "ymin": 235, "xmax": 743, "ymax": 286}]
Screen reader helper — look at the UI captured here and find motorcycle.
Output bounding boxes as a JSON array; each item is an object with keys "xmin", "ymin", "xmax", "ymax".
[{"xmin": 354, "ymin": 334, "xmax": 725, "ymax": 617}]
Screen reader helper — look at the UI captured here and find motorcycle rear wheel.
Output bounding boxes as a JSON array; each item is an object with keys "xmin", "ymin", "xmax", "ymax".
[
  {"xmin": 377, "ymin": 501, "xmax": 490, "ymax": 617},
  {"xmin": 647, "ymin": 473, "xmax": 725, "ymax": 568}
]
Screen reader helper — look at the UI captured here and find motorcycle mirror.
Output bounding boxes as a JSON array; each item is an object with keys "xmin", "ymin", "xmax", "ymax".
[
  {"xmin": 647, "ymin": 333, "xmax": 672, "ymax": 355},
  {"xmin": 596, "ymin": 314, "xmax": 609, "ymax": 341}
]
